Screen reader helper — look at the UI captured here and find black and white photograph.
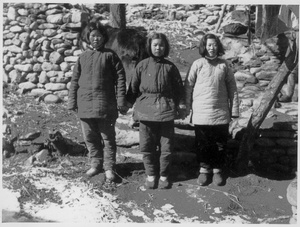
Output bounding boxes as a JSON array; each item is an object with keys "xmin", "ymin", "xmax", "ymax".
[{"xmin": 1, "ymin": 0, "xmax": 299, "ymax": 224}]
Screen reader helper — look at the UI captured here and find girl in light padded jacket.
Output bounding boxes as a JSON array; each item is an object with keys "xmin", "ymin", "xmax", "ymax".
[
  {"xmin": 127, "ymin": 33, "xmax": 186, "ymax": 190},
  {"xmin": 184, "ymin": 33, "xmax": 239, "ymax": 186}
]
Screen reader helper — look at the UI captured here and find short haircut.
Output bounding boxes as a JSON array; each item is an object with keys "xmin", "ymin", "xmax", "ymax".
[
  {"xmin": 81, "ymin": 20, "xmax": 109, "ymax": 46},
  {"xmin": 146, "ymin": 32, "xmax": 170, "ymax": 57},
  {"xmin": 198, "ymin": 33, "xmax": 225, "ymax": 57}
]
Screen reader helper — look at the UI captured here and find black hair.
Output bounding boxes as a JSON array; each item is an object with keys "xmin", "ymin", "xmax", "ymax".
[
  {"xmin": 81, "ymin": 20, "xmax": 109, "ymax": 47},
  {"xmin": 146, "ymin": 32, "xmax": 170, "ymax": 58},
  {"xmin": 198, "ymin": 33, "xmax": 225, "ymax": 57}
]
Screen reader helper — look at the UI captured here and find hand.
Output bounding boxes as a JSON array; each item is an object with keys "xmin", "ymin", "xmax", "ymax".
[
  {"xmin": 177, "ymin": 105, "xmax": 188, "ymax": 120},
  {"xmin": 118, "ymin": 106, "xmax": 129, "ymax": 115}
]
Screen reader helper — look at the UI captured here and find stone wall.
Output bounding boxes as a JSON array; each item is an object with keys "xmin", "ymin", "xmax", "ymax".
[
  {"xmin": 3, "ymin": 3, "xmax": 257, "ymax": 104},
  {"xmin": 3, "ymin": 3, "xmax": 90, "ymax": 103}
]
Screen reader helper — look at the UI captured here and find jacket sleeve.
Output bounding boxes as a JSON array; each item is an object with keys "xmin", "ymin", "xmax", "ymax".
[
  {"xmin": 171, "ymin": 64, "xmax": 184, "ymax": 107},
  {"xmin": 67, "ymin": 57, "xmax": 81, "ymax": 110},
  {"xmin": 112, "ymin": 53, "xmax": 126, "ymax": 107},
  {"xmin": 225, "ymin": 62, "xmax": 239, "ymax": 118},
  {"xmin": 184, "ymin": 61, "xmax": 199, "ymax": 111},
  {"xmin": 126, "ymin": 63, "xmax": 141, "ymax": 107}
]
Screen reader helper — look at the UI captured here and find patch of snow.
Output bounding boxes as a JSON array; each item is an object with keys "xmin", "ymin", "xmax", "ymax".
[
  {"xmin": 18, "ymin": 168, "xmax": 132, "ymax": 222},
  {"xmin": 257, "ymin": 215, "xmax": 291, "ymax": 223},
  {"xmin": 161, "ymin": 203, "xmax": 174, "ymax": 210},
  {"xmin": 132, "ymin": 209, "xmax": 145, "ymax": 217},
  {"xmin": 210, "ymin": 215, "xmax": 252, "ymax": 224},
  {"xmin": 185, "ymin": 186, "xmax": 207, "ymax": 204},
  {"xmin": 1, "ymin": 188, "xmax": 21, "ymax": 212},
  {"xmin": 214, "ymin": 207, "xmax": 222, "ymax": 213}
]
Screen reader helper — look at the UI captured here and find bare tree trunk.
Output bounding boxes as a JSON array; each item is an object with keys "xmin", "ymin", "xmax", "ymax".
[
  {"xmin": 110, "ymin": 4, "xmax": 126, "ymax": 29},
  {"xmin": 255, "ymin": 5, "xmax": 263, "ymax": 38},
  {"xmin": 260, "ymin": 5, "xmax": 281, "ymax": 42},
  {"xmin": 247, "ymin": 5, "xmax": 251, "ymax": 45},
  {"xmin": 214, "ymin": 4, "xmax": 227, "ymax": 33},
  {"xmin": 236, "ymin": 31, "xmax": 298, "ymax": 173}
]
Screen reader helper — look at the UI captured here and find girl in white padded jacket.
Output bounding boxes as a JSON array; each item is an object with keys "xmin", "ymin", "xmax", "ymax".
[{"xmin": 184, "ymin": 33, "xmax": 239, "ymax": 186}]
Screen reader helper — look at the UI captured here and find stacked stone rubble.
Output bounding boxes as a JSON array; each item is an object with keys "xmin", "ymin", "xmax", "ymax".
[
  {"xmin": 3, "ymin": 3, "xmax": 89, "ymax": 103},
  {"xmin": 2, "ymin": 3, "xmax": 258, "ymax": 103}
]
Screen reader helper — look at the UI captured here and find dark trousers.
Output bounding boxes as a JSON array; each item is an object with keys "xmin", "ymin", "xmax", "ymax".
[
  {"xmin": 80, "ymin": 118, "xmax": 116, "ymax": 171},
  {"xmin": 194, "ymin": 124, "xmax": 229, "ymax": 170},
  {"xmin": 139, "ymin": 121, "xmax": 174, "ymax": 177}
]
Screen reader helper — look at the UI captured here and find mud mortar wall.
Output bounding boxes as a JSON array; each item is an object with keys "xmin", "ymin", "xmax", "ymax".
[
  {"xmin": 254, "ymin": 124, "xmax": 297, "ymax": 174},
  {"xmin": 226, "ymin": 121, "xmax": 298, "ymax": 174}
]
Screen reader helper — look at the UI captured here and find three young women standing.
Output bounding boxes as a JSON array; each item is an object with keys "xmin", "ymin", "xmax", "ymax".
[{"xmin": 68, "ymin": 24, "xmax": 239, "ymax": 189}]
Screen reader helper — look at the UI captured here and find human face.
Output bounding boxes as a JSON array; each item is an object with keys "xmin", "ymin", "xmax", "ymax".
[
  {"xmin": 151, "ymin": 38, "xmax": 165, "ymax": 57},
  {"xmin": 89, "ymin": 30, "xmax": 104, "ymax": 49},
  {"xmin": 206, "ymin": 38, "xmax": 218, "ymax": 58}
]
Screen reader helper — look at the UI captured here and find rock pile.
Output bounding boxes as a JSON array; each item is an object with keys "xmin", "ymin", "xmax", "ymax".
[
  {"xmin": 127, "ymin": 4, "xmax": 254, "ymax": 34},
  {"xmin": 2, "ymin": 3, "xmax": 257, "ymax": 103},
  {"xmin": 3, "ymin": 3, "xmax": 90, "ymax": 103}
]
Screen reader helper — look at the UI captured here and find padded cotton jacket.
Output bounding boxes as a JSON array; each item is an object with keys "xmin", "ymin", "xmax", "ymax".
[
  {"xmin": 67, "ymin": 49, "xmax": 126, "ymax": 120},
  {"xmin": 127, "ymin": 57, "xmax": 184, "ymax": 122},
  {"xmin": 184, "ymin": 57, "xmax": 239, "ymax": 125}
]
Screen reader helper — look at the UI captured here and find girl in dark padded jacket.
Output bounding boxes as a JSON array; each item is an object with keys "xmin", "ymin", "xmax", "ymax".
[
  {"xmin": 127, "ymin": 32, "xmax": 186, "ymax": 189},
  {"xmin": 68, "ymin": 21, "xmax": 128, "ymax": 182}
]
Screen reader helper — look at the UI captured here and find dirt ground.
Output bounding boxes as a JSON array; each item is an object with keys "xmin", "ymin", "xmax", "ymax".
[{"xmin": 1, "ymin": 41, "xmax": 297, "ymax": 223}]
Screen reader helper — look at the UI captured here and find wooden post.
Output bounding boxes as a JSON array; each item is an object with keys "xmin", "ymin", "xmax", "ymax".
[
  {"xmin": 235, "ymin": 31, "xmax": 298, "ymax": 173},
  {"xmin": 247, "ymin": 5, "xmax": 251, "ymax": 45},
  {"xmin": 255, "ymin": 5, "xmax": 263, "ymax": 38},
  {"xmin": 260, "ymin": 5, "xmax": 281, "ymax": 42},
  {"xmin": 214, "ymin": 4, "xmax": 227, "ymax": 33},
  {"xmin": 110, "ymin": 4, "xmax": 126, "ymax": 29}
]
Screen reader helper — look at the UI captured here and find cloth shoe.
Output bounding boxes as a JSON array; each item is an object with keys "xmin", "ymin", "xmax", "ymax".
[
  {"xmin": 159, "ymin": 177, "xmax": 171, "ymax": 189},
  {"xmin": 145, "ymin": 176, "xmax": 156, "ymax": 189},
  {"xmin": 197, "ymin": 167, "xmax": 212, "ymax": 186},
  {"xmin": 212, "ymin": 169, "xmax": 225, "ymax": 186},
  {"xmin": 105, "ymin": 170, "xmax": 116, "ymax": 182},
  {"xmin": 197, "ymin": 173, "xmax": 212, "ymax": 186},
  {"xmin": 86, "ymin": 167, "xmax": 101, "ymax": 177}
]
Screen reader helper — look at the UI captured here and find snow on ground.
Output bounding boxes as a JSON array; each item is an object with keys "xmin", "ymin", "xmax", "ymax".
[{"xmin": 2, "ymin": 165, "xmax": 255, "ymax": 223}]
